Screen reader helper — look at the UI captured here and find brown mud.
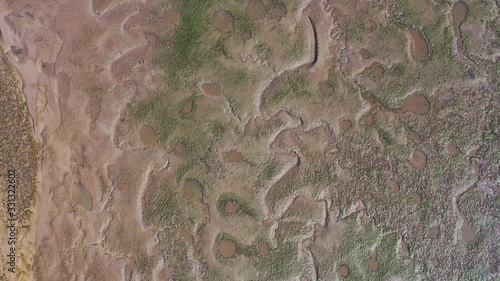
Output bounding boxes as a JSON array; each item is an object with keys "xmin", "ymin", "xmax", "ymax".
[
  {"xmin": 247, "ymin": 0, "xmax": 267, "ymax": 20},
  {"xmin": 410, "ymin": 150, "xmax": 427, "ymax": 170},
  {"xmin": 452, "ymin": 2, "xmax": 468, "ymax": 55},
  {"xmin": 272, "ymin": 3, "xmax": 287, "ymax": 20},
  {"xmin": 218, "ymin": 240, "xmax": 237, "ymax": 258},
  {"xmin": 409, "ymin": 29, "xmax": 429, "ymax": 58},
  {"xmin": 184, "ymin": 179, "xmax": 204, "ymax": 205},
  {"xmin": 368, "ymin": 257, "xmax": 379, "ymax": 272},
  {"xmin": 201, "ymin": 82, "xmax": 223, "ymax": 97},
  {"xmin": 212, "ymin": 10, "xmax": 234, "ymax": 34},
  {"xmin": 398, "ymin": 94, "xmax": 430, "ymax": 115},
  {"xmin": 339, "ymin": 265, "xmax": 349, "ymax": 277}
]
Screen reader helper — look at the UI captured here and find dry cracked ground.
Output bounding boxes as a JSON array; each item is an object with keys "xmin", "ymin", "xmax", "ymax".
[{"xmin": 0, "ymin": 0, "xmax": 498, "ymax": 280}]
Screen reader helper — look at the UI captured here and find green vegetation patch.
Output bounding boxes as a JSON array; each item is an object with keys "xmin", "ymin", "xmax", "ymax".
[
  {"xmin": 268, "ymin": 71, "xmax": 310, "ymax": 105},
  {"xmin": 155, "ymin": 0, "xmax": 216, "ymax": 87},
  {"xmin": 254, "ymin": 242, "xmax": 310, "ymax": 280},
  {"xmin": 217, "ymin": 193, "xmax": 258, "ymax": 217}
]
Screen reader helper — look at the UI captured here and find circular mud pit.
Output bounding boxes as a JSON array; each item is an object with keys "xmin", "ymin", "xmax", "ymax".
[
  {"xmin": 410, "ymin": 150, "xmax": 427, "ymax": 170},
  {"xmin": 401, "ymin": 94, "xmax": 430, "ymax": 115},
  {"xmin": 150, "ymin": 74, "xmax": 163, "ymax": 84},
  {"xmin": 318, "ymin": 81, "xmax": 334, "ymax": 97},
  {"xmin": 408, "ymin": 131, "xmax": 423, "ymax": 144},
  {"xmin": 338, "ymin": 265, "xmax": 349, "ymax": 277},
  {"xmin": 218, "ymin": 240, "xmax": 237, "ymax": 258},
  {"xmin": 140, "ymin": 125, "xmax": 158, "ymax": 146},
  {"xmin": 468, "ymin": 147, "xmax": 479, "ymax": 157},
  {"xmin": 341, "ymin": 119, "xmax": 352, "ymax": 131},
  {"xmin": 201, "ymin": 82, "xmax": 222, "ymax": 97},
  {"xmin": 410, "ymin": 192, "xmax": 422, "ymax": 203},
  {"xmin": 226, "ymin": 150, "xmax": 243, "ymax": 162},
  {"xmin": 393, "ymin": 68, "xmax": 402, "ymax": 76},
  {"xmin": 247, "ymin": 0, "xmax": 267, "ymax": 20},
  {"xmin": 183, "ymin": 179, "xmax": 204, "ymax": 205},
  {"xmin": 431, "ymin": 258, "xmax": 440, "ymax": 267},
  {"xmin": 175, "ymin": 143, "xmax": 186, "ymax": 154},
  {"xmin": 225, "ymin": 200, "xmax": 241, "ymax": 214},
  {"xmin": 371, "ymin": 66, "xmax": 384, "ymax": 79},
  {"xmin": 428, "ymin": 226, "xmax": 439, "ymax": 239},
  {"xmin": 212, "ymin": 10, "xmax": 234, "ymax": 34},
  {"xmin": 368, "ymin": 258, "xmax": 379, "ymax": 272},
  {"xmin": 240, "ymin": 30, "xmax": 252, "ymax": 41},
  {"xmin": 386, "ymin": 178, "xmax": 400, "ymax": 192},
  {"xmin": 359, "ymin": 49, "xmax": 371, "ymax": 59},
  {"xmin": 272, "ymin": 3, "xmax": 287, "ymax": 20},
  {"xmin": 364, "ymin": 114, "xmax": 374, "ymax": 126},
  {"xmin": 259, "ymin": 242, "xmax": 269, "ymax": 256},
  {"xmin": 164, "ymin": 9, "xmax": 182, "ymax": 25},
  {"xmin": 409, "ymin": 29, "xmax": 429, "ymax": 58},
  {"xmin": 183, "ymin": 101, "xmax": 193, "ymax": 115},
  {"xmin": 446, "ymin": 143, "xmax": 459, "ymax": 155}
]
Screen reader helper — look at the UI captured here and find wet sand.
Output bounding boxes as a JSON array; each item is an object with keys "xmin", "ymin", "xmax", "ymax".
[{"xmin": 0, "ymin": 0, "xmax": 170, "ymax": 279}]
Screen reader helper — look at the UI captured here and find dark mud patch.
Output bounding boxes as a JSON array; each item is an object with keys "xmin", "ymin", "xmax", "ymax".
[
  {"xmin": 371, "ymin": 66, "xmax": 385, "ymax": 79},
  {"xmin": 272, "ymin": 3, "xmax": 287, "ymax": 20},
  {"xmin": 318, "ymin": 81, "xmax": 334, "ymax": 97},
  {"xmin": 225, "ymin": 150, "xmax": 244, "ymax": 162},
  {"xmin": 428, "ymin": 226, "xmax": 439, "ymax": 239},
  {"xmin": 368, "ymin": 258, "xmax": 379, "ymax": 272},
  {"xmin": 183, "ymin": 179, "xmax": 204, "ymax": 205},
  {"xmin": 386, "ymin": 178, "xmax": 400, "ymax": 192},
  {"xmin": 339, "ymin": 265, "xmax": 349, "ymax": 277},
  {"xmin": 140, "ymin": 125, "xmax": 158, "ymax": 146},
  {"xmin": 259, "ymin": 242, "xmax": 269, "ymax": 256},
  {"xmin": 364, "ymin": 114, "xmax": 374, "ymax": 126},
  {"xmin": 183, "ymin": 101, "xmax": 193, "ymax": 115},
  {"xmin": 461, "ymin": 217, "xmax": 476, "ymax": 244},
  {"xmin": 225, "ymin": 201, "xmax": 241, "ymax": 214},
  {"xmin": 247, "ymin": 0, "xmax": 267, "ymax": 20},
  {"xmin": 175, "ymin": 143, "xmax": 186, "ymax": 155},
  {"xmin": 164, "ymin": 9, "xmax": 182, "ymax": 25},
  {"xmin": 359, "ymin": 49, "xmax": 371, "ymax": 59},
  {"xmin": 240, "ymin": 30, "xmax": 252, "ymax": 41},
  {"xmin": 73, "ymin": 181, "xmax": 93, "ymax": 211},
  {"xmin": 452, "ymin": 2, "xmax": 468, "ymax": 54},
  {"xmin": 408, "ymin": 130, "xmax": 423, "ymax": 144},
  {"xmin": 150, "ymin": 74, "xmax": 163, "ymax": 84},
  {"xmin": 400, "ymin": 94, "xmax": 430, "ymax": 115},
  {"xmin": 341, "ymin": 119, "xmax": 352, "ymax": 131},
  {"xmin": 446, "ymin": 143, "xmax": 459, "ymax": 155},
  {"xmin": 411, "ymin": 150, "xmax": 427, "ymax": 170},
  {"xmin": 218, "ymin": 239, "xmax": 237, "ymax": 258},
  {"xmin": 410, "ymin": 192, "xmax": 422, "ymax": 203},
  {"xmin": 409, "ymin": 29, "xmax": 429, "ymax": 58},
  {"xmin": 468, "ymin": 147, "xmax": 479, "ymax": 157},
  {"xmin": 212, "ymin": 10, "xmax": 234, "ymax": 34},
  {"xmin": 201, "ymin": 82, "xmax": 222, "ymax": 97}
]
